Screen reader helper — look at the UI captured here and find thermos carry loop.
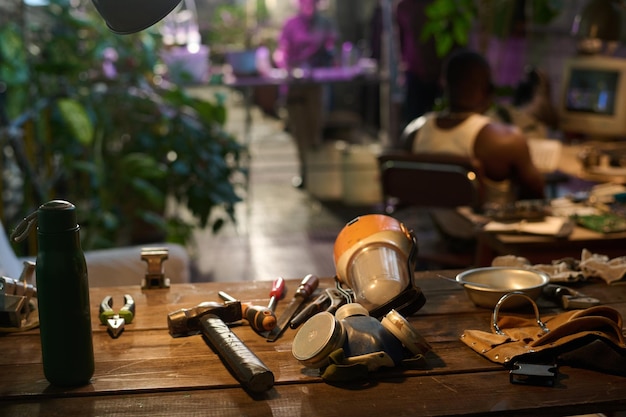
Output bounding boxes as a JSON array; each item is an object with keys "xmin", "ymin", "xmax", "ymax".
[{"xmin": 10, "ymin": 210, "xmax": 38, "ymax": 243}]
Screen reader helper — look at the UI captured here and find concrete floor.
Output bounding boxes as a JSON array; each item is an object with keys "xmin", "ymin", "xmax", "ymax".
[{"xmin": 189, "ymin": 91, "xmax": 383, "ymax": 283}]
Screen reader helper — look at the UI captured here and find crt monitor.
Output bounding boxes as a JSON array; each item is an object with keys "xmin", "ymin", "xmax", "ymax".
[{"xmin": 559, "ymin": 55, "xmax": 626, "ymax": 139}]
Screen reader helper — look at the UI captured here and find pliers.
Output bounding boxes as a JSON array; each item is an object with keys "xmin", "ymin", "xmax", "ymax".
[
  {"xmin": 289, "ymin": 288, "xmax": 348, "ymax": 329},
  {"xmin": 99, "ymin": 294, "xmax": 135, "ymax": 338}
]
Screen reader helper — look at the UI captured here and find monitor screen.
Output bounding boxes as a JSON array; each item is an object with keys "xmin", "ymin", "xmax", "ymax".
[
  {"xmin": 565, "ymin": 68, "xmax": 619, "ymax": 116},
  {"xmin": 559, "ymin": 56, "xmax": 626, "ymax": 138}
]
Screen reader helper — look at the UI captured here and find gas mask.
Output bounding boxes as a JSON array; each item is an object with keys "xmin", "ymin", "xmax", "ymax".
[
  {"xmin": 333, "ymin": 214, "xmax": 425, "ymax": 318},
  {"xmin": 292, "ymin": 303, "xmax": 431, "ymax": 382}
]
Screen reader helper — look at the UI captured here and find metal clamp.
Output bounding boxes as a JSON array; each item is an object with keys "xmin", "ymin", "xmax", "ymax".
[
  {"xmin": 141, "ymin": 247, "xmax": 170, "ymax": 289},
  {"xmin": 0, "ymin": 261, "xmax": 37, "ymax": 331},
  {"xmin": 491, "ymin": 291, "xmax": 550, "ymax": 336}
]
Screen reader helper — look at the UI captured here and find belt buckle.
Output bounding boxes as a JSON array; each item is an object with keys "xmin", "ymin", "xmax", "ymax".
[{"xmin": 510, "ymin": 362, "xmax": 558, "ymax": 387}]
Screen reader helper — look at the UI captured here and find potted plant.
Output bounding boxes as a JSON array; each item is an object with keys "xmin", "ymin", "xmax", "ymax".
[
  {"xmin": 421, "ymin": 0, "xmax": 563, "ymax": 57},
  {"xmin": 0, "ymin": 0, "xmax": 245, "ymax": 252}
]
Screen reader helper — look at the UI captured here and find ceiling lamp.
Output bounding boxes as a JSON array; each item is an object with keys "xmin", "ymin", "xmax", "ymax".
[{"xmin": 91, "ymin": 0, "xmax": 183, "ymax": 34}]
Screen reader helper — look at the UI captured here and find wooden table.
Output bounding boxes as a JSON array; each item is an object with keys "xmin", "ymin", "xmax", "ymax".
[
  {"xmin": 216, "ymin": 67, "xmax": 384, "ymax": 144},
  {"xmin": 1, "ymin": 273, "xmax": 626, "ymax": 416},
  {"xmin": 475, "ymin": 226, "xmax": 626, "ymax": 266},
  {"xmin": 469, "ymin": 140, "xmax": 626, "ymax": 266},
  {"xmin": 455, "ymin": 206, "xmax": 626, "ymax": 267},
  {"xmin": 558, "ymin": 141, "xmax": 626, "ymax": 185}
]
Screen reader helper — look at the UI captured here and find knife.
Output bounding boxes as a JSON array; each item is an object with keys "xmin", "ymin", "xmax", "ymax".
[{"xmin": 266, "ymin": 274, "xmax": 319, "ymax": 342}]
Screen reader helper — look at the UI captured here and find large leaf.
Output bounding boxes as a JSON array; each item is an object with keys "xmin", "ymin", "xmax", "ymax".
[
  {"xmin": 129, "ymin": 177, "xmax": 166, "ymax": 209},
  {"xmin": 56, "ymin": 98, "xmax": 94, "ymax": 145},
  {"xmin": 0, "ymin": 24, "xmax": 29, "ymax": 84},
  {"xmin": 119, "ymin": 153, "xmax": 168, "ymax": 180}
]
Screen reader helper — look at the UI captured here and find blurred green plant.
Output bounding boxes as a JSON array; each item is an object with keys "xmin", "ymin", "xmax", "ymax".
[
  {"xmin": 204, "ymin": 0, "xmax": 275, "ymax": 57},
  {"xmin": 421, "ymin": 0, "xmax": 564, "ymax": 57},
  {"xmin": 0, "ymin": 0, "xmax": 244, "ymax": 252}
]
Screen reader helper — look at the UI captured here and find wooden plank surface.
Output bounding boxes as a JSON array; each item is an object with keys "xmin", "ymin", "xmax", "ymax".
[
  {"xmin": 1, "ymin": 273, "xmax": 626, "ymax": 416},
  {"xmin": 2, "ymin": 368, "xmax": 626, "ymax": 417}
]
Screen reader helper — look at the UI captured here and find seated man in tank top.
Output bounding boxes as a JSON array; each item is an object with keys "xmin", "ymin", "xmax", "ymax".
[{"xmin": 409, "ymin": 49, "xmax": 545, "ymax": 205}]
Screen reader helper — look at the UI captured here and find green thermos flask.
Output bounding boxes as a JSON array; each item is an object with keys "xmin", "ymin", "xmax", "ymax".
[{"xmin": 12, "ymin": 200, "xmax": 95, "ymax": 386}]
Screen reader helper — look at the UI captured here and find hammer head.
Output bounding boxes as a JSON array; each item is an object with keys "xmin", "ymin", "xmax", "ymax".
[{"xmin": 168, "ymin": 301, "xmax": 243, "ymax": 337}]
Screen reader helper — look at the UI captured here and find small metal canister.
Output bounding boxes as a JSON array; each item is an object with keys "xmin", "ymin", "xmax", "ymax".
[
  {"xmin": 292, "ymin": 303, "xmax": 406, "ymax": 369},
  {"xmin": 292, "ymin": 311, "xmax": 346, "ymax": 369}
]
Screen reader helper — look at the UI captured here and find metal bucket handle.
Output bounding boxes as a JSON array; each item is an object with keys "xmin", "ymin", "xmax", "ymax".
[{"xmin": 491, "ymin": 291, "xmax": 550, "ymax": 336}]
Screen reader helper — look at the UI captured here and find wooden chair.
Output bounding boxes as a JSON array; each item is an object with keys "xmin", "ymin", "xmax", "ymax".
[{"xmin": 377, "ymin": 151, "xmax": 483, "ymax": 269}]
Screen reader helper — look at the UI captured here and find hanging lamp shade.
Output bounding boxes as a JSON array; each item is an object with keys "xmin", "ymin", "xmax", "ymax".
[
  {"xmin": 91, "ymin": 0, "xmax": 182, "ymax": 34},
  {"xmin": 572, "ymin": 0, "xmax": 621, "ymax": 54}
]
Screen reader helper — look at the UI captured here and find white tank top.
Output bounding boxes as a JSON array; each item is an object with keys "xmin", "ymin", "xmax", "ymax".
[
  {"xmin": 411, "ymin": 112, "xmax": 491, "ymax": 157},
  {"xmin": 411, "ymin": 112, "xmax": 516, "ymax": 204}
]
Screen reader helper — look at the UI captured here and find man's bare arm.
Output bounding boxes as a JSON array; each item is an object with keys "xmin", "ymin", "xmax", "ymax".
[{"xmin": 475, "ymin": 124, "xmax": 545, "ymax": 199}]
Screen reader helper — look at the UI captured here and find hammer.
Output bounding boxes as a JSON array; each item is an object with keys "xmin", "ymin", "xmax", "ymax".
[
  {"xmin": 218, "ymin": 291, "xmax": 277, "ymax": 333},
  {"xmin": 167, "ymin": 301, "xmax": 274, "ymax": 393}
]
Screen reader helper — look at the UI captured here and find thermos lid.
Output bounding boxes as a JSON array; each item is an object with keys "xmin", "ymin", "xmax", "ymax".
[{"xmin": 37, "ymin": 200, "xmax": 78, "ymax": 233}]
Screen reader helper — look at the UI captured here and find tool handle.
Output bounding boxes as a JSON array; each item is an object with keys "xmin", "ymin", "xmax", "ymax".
[
  {"xmin": 289, "ymin": 302, "xmax": 320, "ymax": 329},
  {"xmin": 562, "ymin": 296, "xmax": 600, "ymax": 310},
  {"xmin": 99, "ymin": 296, "xmax": 114, "ymax": 325},
  {"xmin": 218, "ymin": 291, "xmax": 276, "ymax": 332},
  {"xmin": 120, "ymin": 294, "xmax": 135, "ymax": 323},
  {"xmin": 289, "ymin": 292, "xmax": 328, "ymax": 329},
  {"xmin": 267, "ymin": 277, "xmax": 285, "ymax": 311},
  {"xmin": 295, "ymin": 274, "xmax": 319, "ymax": 298},
  {"xmin": 269, "ymin": 277, "xmax": 285, "ymax": 298},
  {"xmin": 244, "ymin": 305, "xmax": 277, "ymax": 332},
  {"xmin": 200, "ymin": 314, "xmax": 274, "ymax": 393}
]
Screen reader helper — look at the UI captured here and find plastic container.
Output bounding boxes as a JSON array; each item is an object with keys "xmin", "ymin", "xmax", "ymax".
[
  {"xmin": 305, "ymin": 141, "xmax": 346, "ymax": 201},
  {"xmin": 341, "ymin": 143, "xmax": 382, "ymax": 206},
  {"xmin": 161, "ymin": 45, "xmax": 210, "ymax": 83},
  {"xmin": 226, "ymin": 49, "xmax": 258, "ymax": 76}
]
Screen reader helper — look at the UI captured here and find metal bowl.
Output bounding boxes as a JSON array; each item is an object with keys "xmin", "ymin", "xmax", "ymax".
[{"xmin": 456, "ymin": 267, "xmax": 550, "ymax": 309}]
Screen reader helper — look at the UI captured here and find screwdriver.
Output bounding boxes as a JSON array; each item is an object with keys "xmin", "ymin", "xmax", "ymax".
[
  {"xmin": 218, "ymin": 291, "xmax": 277, "ymax": 333},
  {"xmin": 268, "ymin": 277, "xmax": 286, "ymax": 312},
  {"xmin": 267, "ymin": 274, "xmax": 319, "ymax": 342}
]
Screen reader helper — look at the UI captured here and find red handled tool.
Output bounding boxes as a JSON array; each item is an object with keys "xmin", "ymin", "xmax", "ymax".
[
  {"xmin": 267, "ymin": 277, "xmax": 285, "ymax": 312},
  {"xmin": 267, "ymin": 274, "xmax": 319, "ymax": 342}
]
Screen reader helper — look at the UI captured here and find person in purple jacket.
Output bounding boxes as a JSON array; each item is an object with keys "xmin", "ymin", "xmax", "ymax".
[{"xmin": 274, "ymin": 0, "xmax": 337, "ymax": 188}]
